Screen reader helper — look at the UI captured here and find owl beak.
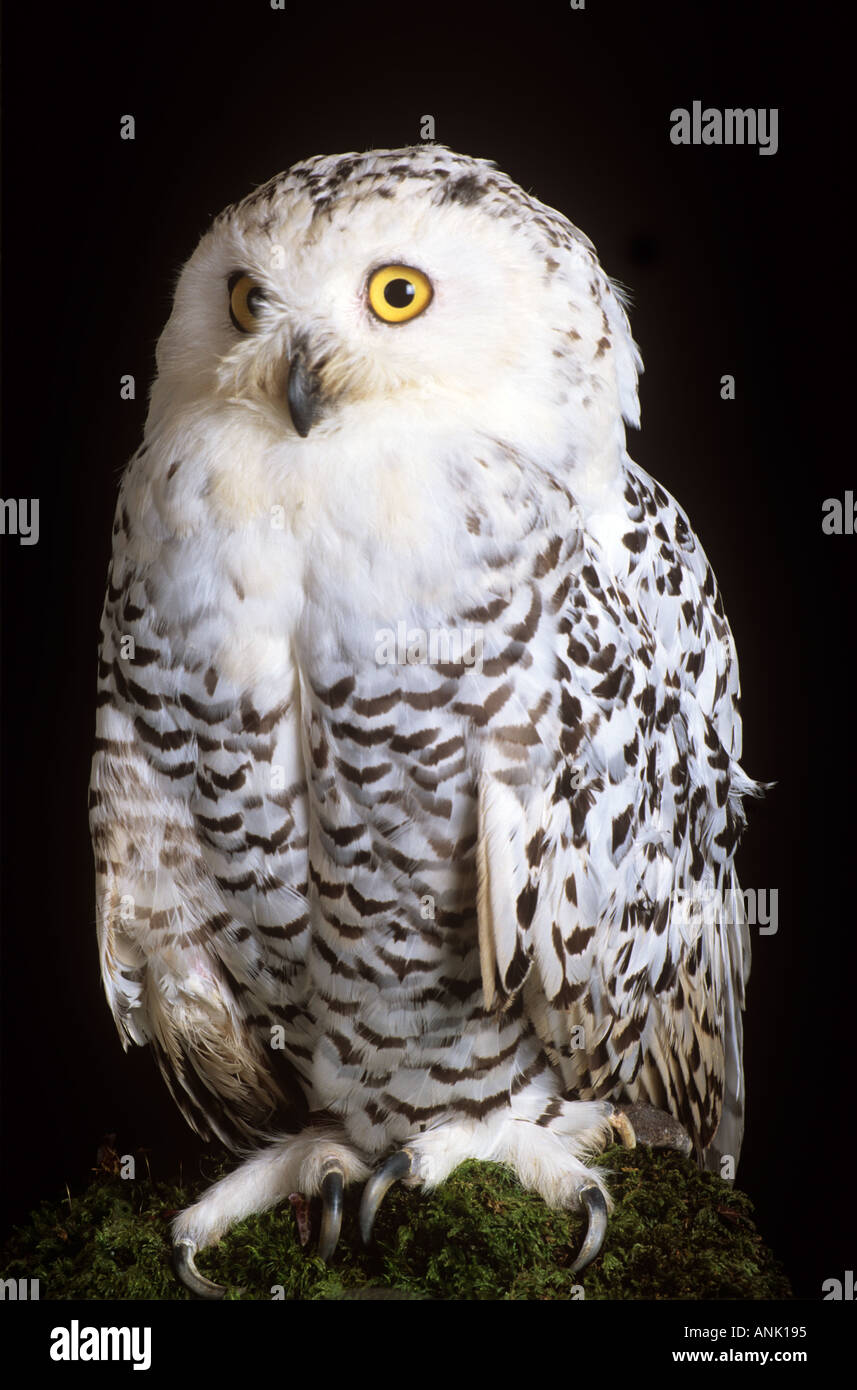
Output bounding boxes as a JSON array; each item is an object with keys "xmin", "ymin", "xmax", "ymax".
[{"xmin": 286, "ymin": 350, "xmax": 323, "ymax": 438}]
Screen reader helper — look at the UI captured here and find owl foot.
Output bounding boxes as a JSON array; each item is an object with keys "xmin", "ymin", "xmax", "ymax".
[
  {"xmin": 358, "ymin": 1099, "xmax": 617, "ymax": 1268},
  {"xmin": 171, "ymin": 1124, "xmax": 370, "ymax": 1297},
  {"xmin": 561, "ymin": 1103, "xmax": 636, "ymax": 1269},
  {"xmin": 357, "ymin": 1138, "xmax": 611, "ymax": 1273}
]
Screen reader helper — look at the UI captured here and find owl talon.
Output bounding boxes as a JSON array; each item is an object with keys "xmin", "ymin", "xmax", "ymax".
[
  {"xmin": 609, "ymin": 1108, "xmax": 636, "ymax": 1149},
  {"xmin": 318, "ymin": 1167, "xmax": 345, "ymax": 1262},
  {"xmin": 614, "ymin": 1103, "xmax": 692, "ymax": 1157},
  {"xmin": 359, "ymin": 1149, "xmax": 415, "ymax": 1245},
  {"xmin": 174, "ymin": 1238, "xmax": 227, "ymax": 1299},
  {"xmin": 570, "ymin": 1183, "xmax": 609, "ymax": 1274}
]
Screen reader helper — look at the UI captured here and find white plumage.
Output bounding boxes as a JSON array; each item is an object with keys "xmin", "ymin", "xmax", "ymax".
[{"xmin": 90, "ymin": 146, "xmax": 761, "ymax": 1292}]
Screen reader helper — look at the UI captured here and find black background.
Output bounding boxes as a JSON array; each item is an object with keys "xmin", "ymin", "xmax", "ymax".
[{"xmin": 1, "ymin": 0, "xmax": 852, "ymax": 1303}]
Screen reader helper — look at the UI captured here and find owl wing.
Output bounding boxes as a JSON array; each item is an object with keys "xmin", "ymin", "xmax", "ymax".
[
  {"xmin": 90, "ymin": 486, "xmax": 311, "ymax": 1148},
  {"xmin": 477, "ymin": 461, "xmax": 760, "ymax": 1165}
]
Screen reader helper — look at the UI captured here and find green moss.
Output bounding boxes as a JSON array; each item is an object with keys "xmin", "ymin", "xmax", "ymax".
[{"xmin": 0, "ymin": 1146, "xmax": 790, "ymax": 1300}]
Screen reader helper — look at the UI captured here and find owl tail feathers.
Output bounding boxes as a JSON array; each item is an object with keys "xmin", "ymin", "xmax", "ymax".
[
  {"xmin": 704, "ymin": 1103, "xmax": 745, "ymax": 1181},
  {"xmin": 704, "ymin": 873, "xmax": 753, "ymax": 1181},
  {"xmin": 704, "ymin": 1011, "xmax": 747, "ymax": 1183}
]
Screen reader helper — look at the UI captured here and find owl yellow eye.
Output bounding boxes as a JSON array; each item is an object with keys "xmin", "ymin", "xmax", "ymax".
[
  {"xmin": 367, "ymin": 265, "xmax": 432, "ymax": 324},
  {"xmin": 228, "ymin": 272, "xmax": 269, "ymax": 333}
]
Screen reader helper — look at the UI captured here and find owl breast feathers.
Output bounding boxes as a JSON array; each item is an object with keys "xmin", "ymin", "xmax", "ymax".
[{"xmin": 90, "ymin": 146, "xmax": 762, "ymax": 1282}]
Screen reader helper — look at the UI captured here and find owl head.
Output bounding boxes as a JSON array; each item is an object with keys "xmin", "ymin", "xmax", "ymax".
[{"xmin": 148, "ymin": 148, "xmax": 640, "ymax": 501}]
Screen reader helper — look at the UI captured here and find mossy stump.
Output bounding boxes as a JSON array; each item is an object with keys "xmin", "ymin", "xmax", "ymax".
[{"xmin": 0, "ymin": 1145, "xmax": 790, "ymax": 1300}]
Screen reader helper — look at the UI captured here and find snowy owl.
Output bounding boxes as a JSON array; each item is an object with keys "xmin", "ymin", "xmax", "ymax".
[{"xmin": 90, "ymin": 145, "xmax": 761, "ymax": 1297}]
